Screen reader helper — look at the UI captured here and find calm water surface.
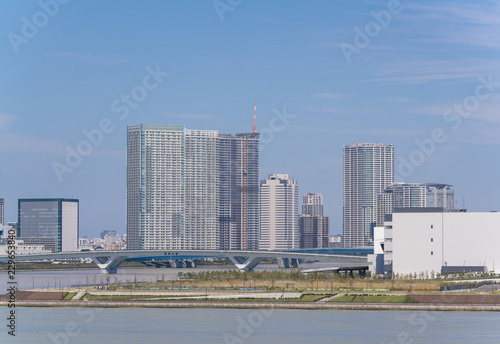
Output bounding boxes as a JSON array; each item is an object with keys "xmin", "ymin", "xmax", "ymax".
[{"xmin": 2, "ymin": 308, "xmax": 499, "ymax": 344}]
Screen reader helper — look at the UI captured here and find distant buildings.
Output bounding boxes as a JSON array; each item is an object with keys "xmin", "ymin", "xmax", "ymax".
[
  {"xmin": 126, "ymin": 124, "xmax": 259, "ymax": 251},
  {"xmin": 299, "ymin": 193, "xmax": 329, "ymax": 249},
  {"xmin": 329, "ymin": 235, "xmax": 342, "ymax": 248},
  {"xmin": 343, "ymin": 143, "xmax": 394, "ymax": 247},
  {"xmin": 0, "ymin": 239, "xmax": 51, "ymax": 256},
  {"xmin": 0, "ymin": 198, "xmax": 4, "ymax": 225},
  {"xmin": 260, "ymin": 174, "xmax": 299, "ymax": 250},
  {"xmin": 376, "ymin": 183, "xmax": 455, "ymax": 226},
  {"xmin": 100, "ymin": 230, "xmax": 117, "ymax": 239},
  {"xmin": 78, "ymin": 234, "xmax": 126, "ymax": 251},
  {"xmin": 18, "ymin": 199, "xmax": 79, "ymax": 252}
]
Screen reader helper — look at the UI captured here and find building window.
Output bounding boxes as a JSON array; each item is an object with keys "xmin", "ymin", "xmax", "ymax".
[
  {"xmin": 431, "ymin": 251, "xmax": 433, "ymax": 255},
  {"xmin": 431, "ymin": 238, "xmax": 433, "ymax": 242},
  {"xmin": 431, "ymin": 225, "xmax": 433, "ymax": 229}
]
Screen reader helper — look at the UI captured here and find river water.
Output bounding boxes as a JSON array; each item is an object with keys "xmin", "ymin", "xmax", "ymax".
[
  {"xmin": 2, "ymin": 267, "xmax": 500, "ymax": 343},
  {"xmin": 2, "ymin": 308, "xmax": 499, "ymax": 344}
]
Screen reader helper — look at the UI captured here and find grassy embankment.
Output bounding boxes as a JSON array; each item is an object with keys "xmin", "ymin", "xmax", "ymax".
[
  {"xmin": 62, "ymin": 292, "xmax": 76, "ymax": 300},
  {"xmin": 331, "ymin": 295, "xmax": 417, "ymax": 303},
  {"xmin": 79, "ymin": 293, "xmax": 329, "ymax": 302}
]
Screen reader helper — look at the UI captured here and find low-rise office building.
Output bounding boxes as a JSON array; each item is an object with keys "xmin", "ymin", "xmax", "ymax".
[
  {"xmin": 18, "ymin": 198, "xmax": 79, "ymax": 252},
  {"xmin": 369, "ymin": 208, "xmax": 500, "ymax": 276}
]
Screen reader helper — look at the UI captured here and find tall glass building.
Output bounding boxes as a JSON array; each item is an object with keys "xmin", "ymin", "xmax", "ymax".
[
  {"xmin": 343, "ymin": 143, "xmax": 394, "ymax": 248},
  {"xmin": 128, "ymin": 124, "xmax": 187, "ymax": 250},
  {"xmin": 18, "ymin": 198, "xmax": 79, "ymax": 252},
  {"xmin": 184, "ymin": 129, "xmax": 219, "ymax": 250},
  {"xmin": 127, "ymin": 125, "xmax": 259, "ymax": 250}
]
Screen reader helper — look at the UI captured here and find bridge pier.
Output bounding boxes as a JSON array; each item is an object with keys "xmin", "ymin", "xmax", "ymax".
[
  {"xmin": 277, "ymin": 258, "xmax": 301, "ymax": 269},
  {"xmin": 91, "ymin": 255, "xmax": 128, "ymax": 274},
  {"xmin": 169, "ymin": 260, "xmax": 184, "ymax": 268},
  {"xmin": 227, "ymin": 256, "xmax": 265, "ymax": 271},
  {"xmin": 101, "ymin": 268, "xmax": 118, "ymax": 274}
]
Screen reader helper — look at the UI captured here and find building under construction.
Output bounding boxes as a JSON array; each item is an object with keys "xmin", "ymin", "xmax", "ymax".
[
  {"xmin": 219, "ymin": 132, "xmax": 260, "ymax": 250},
  {"xmin": 127, "ymin": 104, "xmax": 260, "ymax": 251}
]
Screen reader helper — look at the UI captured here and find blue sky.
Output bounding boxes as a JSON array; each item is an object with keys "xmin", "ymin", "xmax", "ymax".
[{"xmin": 1, "ymin": 0, "xmax": 499, "ymax": 238}]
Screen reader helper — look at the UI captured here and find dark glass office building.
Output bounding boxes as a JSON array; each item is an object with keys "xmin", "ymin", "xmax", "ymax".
[{"xmin": 18, "ymin": 199, "xmax": 79, "ymax": 252}]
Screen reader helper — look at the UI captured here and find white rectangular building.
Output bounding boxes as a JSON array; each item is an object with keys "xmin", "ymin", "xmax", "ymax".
[
  {"xmin": 260, "ymin": 174, "xmax": 299, "ymax": 250},
  {"xmin": 391, "ymin": 209, "xmax": 500, "ymax": 275}
]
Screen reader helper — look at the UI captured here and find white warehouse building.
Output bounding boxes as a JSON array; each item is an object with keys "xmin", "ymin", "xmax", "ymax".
[{"xmin": 370, "ymin": 208, "xmax": 500, "ymax": 276}]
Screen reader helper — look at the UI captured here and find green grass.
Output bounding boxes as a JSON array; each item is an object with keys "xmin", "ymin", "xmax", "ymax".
[
  {"xmin": 299, "ymin": 294, "xmax": 330, "ymax": 302},
  {"xmin": 331, "ymin": 295, "xmax": 417, "ymax": 303},
  {"xmin": 62, "ymin": 292, "xmax": 76, "ymax": 300},
  {"xmin": 81, "ymin": 293, "xmax": 186, "ymax": 301}
]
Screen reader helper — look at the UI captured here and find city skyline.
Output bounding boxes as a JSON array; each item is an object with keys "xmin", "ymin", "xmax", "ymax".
[
  {"xmin": 126, "ymin": 123, "xmax": 260, "ymax": 250},
  {"xmin": 2, "ymin": 1, "xmax": 500, "ymax": 239}
]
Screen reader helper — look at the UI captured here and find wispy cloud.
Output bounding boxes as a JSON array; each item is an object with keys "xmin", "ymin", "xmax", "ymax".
[
  {"xmin": 0, "ymin": 133, "xmax": 126, "ymax": 157},
  {"xmin": 303, "ymin": 105, "xmax": 350, "ymax": 115},
  {"xmin": 0, "ymin": 112, "xmax": 16, "ymax": 130},
  {"xmin": 0, "ymin": 133, "xmax": 66, "ymax": 155},
  {"xmin": 312, "ymin": 92, "xmax": 350, "ymax": 100},
  {"xmin": 452, "ymin": 124, "xmax": 500, "ymax": 145},
  {"xmin": 407, "ymin": 93, "xmax": 500, "ymax": 124},
  {"xmin": 44, "ymin": 51, "xmax": 129, "ymax": 65},
  {"xmin": 365, "ymin": 59, "xmax": 498, "ymax": 85},
  {"xmin": 361, "ymin": 1, "xmax": 500, "ymax": 85},
  {"xmin": 403, "ymin": 1, "xmax": 500, "ymax": 49},
  {"xmin": 290, "ymin": 125, "xmax": 427, "ymax": 137},
  {"xmin": 162, "ymin": 112, "xmax": 224, "ymax": 120}
]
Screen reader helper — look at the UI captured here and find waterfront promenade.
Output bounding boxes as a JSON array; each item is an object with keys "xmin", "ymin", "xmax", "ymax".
[{"xmin": 2, "ymin": 289, "xmax": 500, "ymax": 311}]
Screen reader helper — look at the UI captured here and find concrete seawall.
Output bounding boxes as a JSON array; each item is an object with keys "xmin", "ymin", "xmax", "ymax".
[{"xmin": 2, "ymin": 301, "xmax": 499, "ymax": 311}]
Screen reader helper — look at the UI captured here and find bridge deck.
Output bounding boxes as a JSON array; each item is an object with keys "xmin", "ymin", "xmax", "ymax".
[{"xmin": 0, "ymin": 249, "xmax": 368, "ymax": 273}]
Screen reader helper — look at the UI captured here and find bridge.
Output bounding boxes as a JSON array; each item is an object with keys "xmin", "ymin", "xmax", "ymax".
[{"xmin": 0, "ymin": 249, "xmax": 369, "ymax": 274}]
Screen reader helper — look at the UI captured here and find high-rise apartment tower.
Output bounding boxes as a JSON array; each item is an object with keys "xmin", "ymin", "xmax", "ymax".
[
  {"xmin": 343, "ymin": 143, "xmax": 394, "ymax": 247},
  {"xmin": 127, "ymin": 124, "xmax": 259, "ymax": 250},
  {"xmin": 260, "ymin": 174, "xmax": 299, "ymax": 250}
]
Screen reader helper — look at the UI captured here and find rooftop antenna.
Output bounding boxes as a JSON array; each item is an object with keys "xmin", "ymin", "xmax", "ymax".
[{"xmin": 252, "ymin": 101, "xmax": 257, "ymax": 133}]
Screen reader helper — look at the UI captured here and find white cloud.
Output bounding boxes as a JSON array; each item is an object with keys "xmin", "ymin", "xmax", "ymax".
[
  {"xmin": 407, "ymin": 93, "xmax": 500, "ymax": 124},
  {"xmin": 403, "ymin": 2, "xmax": 500, "ymax": 49},
  {"xmin": 362, "ymin": 1, "xmax": 500, "ymax": 85},
  {"xmin": 0, "ymin": 113, "xmax": 17, "ymax": 130}
]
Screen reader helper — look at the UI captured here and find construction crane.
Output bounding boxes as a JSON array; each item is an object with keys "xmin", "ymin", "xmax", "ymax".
[{"xmin": 252, "ymin": 101, "xmax": 257, "ymax": 133}]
